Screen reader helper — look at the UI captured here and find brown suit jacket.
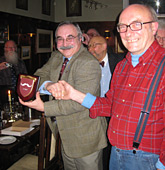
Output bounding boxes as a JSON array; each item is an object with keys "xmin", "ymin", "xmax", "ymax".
[{"xmin": 35, "ymin": 45, "xmax": 107, "ymax": 158}]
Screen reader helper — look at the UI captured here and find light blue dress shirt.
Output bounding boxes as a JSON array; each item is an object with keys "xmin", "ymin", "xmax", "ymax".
[{"xmin": 100, "ymin": 54, "xmax": 111, "ymax": 97}]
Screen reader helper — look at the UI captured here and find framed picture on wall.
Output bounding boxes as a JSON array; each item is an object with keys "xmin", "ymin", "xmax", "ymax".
[
  {"xmin": 0, "ymin": 25, "xmax": 9, "ymax": 44},
  {"xmin": 42, "ymin": 0, "xmax": 51, "ymax": 15},
  {"xmin": 16, "ymin": 0, "xmax": 28, "ymax": 10},
  {"xmin": 36, "ymin": 29, "xmax": 53, "ymax": 53},
  {"xmin": 123, "ymin": 0, "xmax": 165, "ymax": 17},
  {"xmin": 66, "ymin": 0, "xmax": 82, "ymax": 17},
  {"xmin": 21, "ymin": 46, "xmax": 31, "ymax": 60}
]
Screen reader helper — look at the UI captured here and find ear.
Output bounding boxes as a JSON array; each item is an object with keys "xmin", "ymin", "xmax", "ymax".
[
  {"xmin": 102, "ymin": 43, "xmax": 107, "ymax": 51},
  {"xmin": 151, "ymin": 22, "xmax": 159, "ymax": 36}
]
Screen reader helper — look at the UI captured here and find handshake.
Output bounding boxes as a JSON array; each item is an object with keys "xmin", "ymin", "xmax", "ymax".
[
  {"xmin": 45, "ymin": 81, "xmax": 72, "ymax": 100},
  {"xmin": 45, "ymin": 81, "xmax": 85, "ymax": 104}
]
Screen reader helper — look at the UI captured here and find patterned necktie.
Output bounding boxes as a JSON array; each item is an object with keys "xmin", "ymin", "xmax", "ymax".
[
  {"xmin": 58, "ymin": 58, "xmax": 69, "ymax": 80},
  {"xmin": 10, "ymin": 64, "xmax": 17, "ymax": 89},
  {"xmin": 100, "ymin": 61, "xmax": 105, "ymax": 67},
  {"xmin": 51, "ymin": 58, "xmax": 69, "ymax": 120}
]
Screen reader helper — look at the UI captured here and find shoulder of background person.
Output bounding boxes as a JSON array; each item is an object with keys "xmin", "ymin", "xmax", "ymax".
[{"xmin": 109, "ymin": 52, "xmax": 126, "ymax": 62}]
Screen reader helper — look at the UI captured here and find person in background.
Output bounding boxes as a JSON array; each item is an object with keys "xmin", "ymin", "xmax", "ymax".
[
  {"xmin": 87, "ymin": 28, "xmax": 100, "ymax": 39},
  {"xmin": 156, "ymin": 19, "xmax": 165, "ymax": 48},
  {"xmin": 0, "ymin": 40, "xmax": 27, "ymax": 87},
  {"xmin": 19, "ymin": 21, "xmax": 107, "ymax": 170},
  {"xmin": 43, "ymin": 4, "xmax": 165, "ymax": 170},
  {"xmin": 82, "ymin": 28, "xmax": 100, "ymax": 46},
  {"xmin": 88, "ymin": 35, "xmax": 124, "ymax": 170},
  {"xmin": 88, "ymin": 36, "xmax": 124, "ymax": 97}
]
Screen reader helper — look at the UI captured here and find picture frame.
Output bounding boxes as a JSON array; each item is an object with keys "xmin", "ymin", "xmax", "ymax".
[
  {"xmin": 123, "ymin": 0, "xmax": 165, "ymax": 17},
  {"xmin": 66, "ymin": 0, "xmax": 82, "ymax": 17},
  {"xmin": 0, "ymin": 25, "xmax": 9, "ymax": 44},
  {"xmin": 16, "ymin": 0, "xmax": 28, "ymax": 10},
  {"xmin": 21, "ymin": 46, "xmax": 31, "ymax": 60},
  {"xmin": 42, "ymin": 0, "xmax": 51, "ymax": 15},
  {"xmin": 36, "ymin": 29, "xmax": 53, "ymax": 53},
  {"xmin": 115, "ymin": 37, "xmax": 126, "ymax": 53}
]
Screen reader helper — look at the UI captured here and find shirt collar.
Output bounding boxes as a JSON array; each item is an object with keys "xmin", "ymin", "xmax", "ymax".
[{"xmin": 63, "ymin": 56, "xmax": 72, "ymax": 61}]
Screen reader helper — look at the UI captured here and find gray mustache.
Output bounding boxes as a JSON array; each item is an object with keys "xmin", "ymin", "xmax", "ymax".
[{"xmin": 59, "ymin": 45, "xmax": 74, "ymax": 50}]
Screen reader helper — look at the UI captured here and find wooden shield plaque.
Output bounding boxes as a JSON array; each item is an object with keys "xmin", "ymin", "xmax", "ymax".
[{"xmin": 17, "ymin": 74, "xmax": 40, "ymax": 101}]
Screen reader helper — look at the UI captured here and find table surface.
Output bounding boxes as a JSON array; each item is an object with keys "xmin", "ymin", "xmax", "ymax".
[{"xmin": 0, "ymin": 120, "xmax": 40, "ymax": 170}]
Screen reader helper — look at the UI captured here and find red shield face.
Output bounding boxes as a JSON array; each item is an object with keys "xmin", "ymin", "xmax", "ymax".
[
  {"xmin": 17, "ymin": 74, "xmax": 40, "ymax": 101},
  {"xmin": 20, "ymin": 77, "xmax": 35, "ymax": 97}
]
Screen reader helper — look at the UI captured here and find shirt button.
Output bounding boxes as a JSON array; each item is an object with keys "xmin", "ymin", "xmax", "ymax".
[
  {"xmin": 122, "ymin": 99, "xmax": 125, "ymax": 102},
  {"xmin": 116, "ymin": 115, "xmax": 119, "ymax": 117},
  {"xmin": 113, "ymin": 131, "xmax": 115, "ymax": 133},
  {"xmin": 129, "ymin": 84, "xmax": 131, "ymax": 87},
  {"xmin": 143, "ymin": 63, "xmax": 145, "ymax": 66}
]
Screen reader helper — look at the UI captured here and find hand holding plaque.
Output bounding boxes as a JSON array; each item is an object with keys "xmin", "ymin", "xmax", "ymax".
[{"xmin": 17, "ymin": 74, "xmax": 40, "ymax": 101}]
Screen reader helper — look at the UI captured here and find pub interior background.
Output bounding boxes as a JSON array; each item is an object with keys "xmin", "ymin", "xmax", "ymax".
[
  {"xmin": 0, "ymin": 0, "xmax": 164, "ymax": 74},
  {"xmin": 0, "ymin": 0, "xmax": 164, "ymax": 169},
  {"xmin": 0, "ymin": 0, "xmax": 124, "ymax": 74}
]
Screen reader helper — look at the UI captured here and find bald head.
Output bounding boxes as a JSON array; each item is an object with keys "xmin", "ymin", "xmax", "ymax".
[
  {"xmin": 88, "ymin": 36, "xmax": 107, "ymax": 62},
  {"xmin": 118, "ymin": 4, "xmax": 158, "ymax": 55}
]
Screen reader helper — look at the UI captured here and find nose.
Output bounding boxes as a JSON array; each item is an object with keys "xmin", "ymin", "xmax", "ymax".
[
  {"xmin": 62, "ymin": 39, "xmax": 68, "ymax": 46},
  {"xmin": 125, "ymin": 26, "xmax": 133, "ymax": 36}
]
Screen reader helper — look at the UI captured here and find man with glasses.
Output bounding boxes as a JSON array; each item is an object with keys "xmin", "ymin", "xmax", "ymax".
[
  {"xmin": 41, "ymin": 5, "xmax": 165, "ymax": 170},
  {"xmin": 20, "ymin": 21, "xmax": 107, "ymax": 170},
  {"xmin": 156, "ymin": 19, "xmax": 165, "ymax": 48},
  {"xmin": 0, "ymin": 40, "xmax": 27, "ymax": 86}
]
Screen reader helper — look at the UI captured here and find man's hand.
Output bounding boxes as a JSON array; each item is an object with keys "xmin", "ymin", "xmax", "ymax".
[
  {"xmin": 50, "ymin": 80, "xmax": 74, "ymax": 100},
  {"xmin": 0, "ymin": 62, "xmax": 7, "ymax": 71},
  {"xmin": 19, "ymin": 92, "xmax": 44, "ymax": 112},
  {"xmin": 50, "ymin": 80, "xmax": 86, "ymax": 104}
]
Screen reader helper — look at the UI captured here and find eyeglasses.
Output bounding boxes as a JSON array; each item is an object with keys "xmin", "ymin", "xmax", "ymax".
[
  {"xmin": 88, "ymin": 43, "xmax": 103, "ymax": 49},
  {"xmin": 156, "ymin": 35, "xmax": 165, "ymax": 42},
  {"xmin": 117, "ymin": 21, "xmax": 154, "ymax": 33},
  {"xmin": 56, "ymin": 35, "xmax": 79, "ymax": 43}
]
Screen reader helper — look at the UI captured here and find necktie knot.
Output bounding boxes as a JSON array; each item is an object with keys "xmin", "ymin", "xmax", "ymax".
[
  {"xmin": 63, "ymin": 58, "xmax": 69, "ymax": 65},
  {"xmin": 100, "ymin": 61, "xmax": 105, "ymax": 67}
]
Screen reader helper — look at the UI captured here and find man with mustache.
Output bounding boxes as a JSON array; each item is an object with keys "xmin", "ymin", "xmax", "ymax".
[
  {"xmin": 0, "ymin": 40, "xmax": 27, "ymax": 87},
  {"xmin": 20, "ymin": 21, "xmax": 107, "ymax": 170}
]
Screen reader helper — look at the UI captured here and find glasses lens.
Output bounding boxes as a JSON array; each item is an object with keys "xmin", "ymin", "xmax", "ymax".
[
  {"xmin": 130, "ymin": 22, "xmax": 142, "ymax": 31},
  {"xmin": 117, "ymin": 25, "xmax": 126, "ymax": 33},
  {"xmin": 66, "ymin": 36, "xmax": 75, "ymax": 42}
]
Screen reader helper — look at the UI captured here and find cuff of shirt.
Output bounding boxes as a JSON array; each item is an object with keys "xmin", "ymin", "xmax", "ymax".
[
  {"xmin": 39, "ymin": 81, "xmax": 52, "ymax": 95},
  {"xmin": 81, "ymin": 93, "xmax": 96, "ymax": 109},
  {"xmin": 156, "ymin": 158, "xmax": 165, "ymax": 169}
]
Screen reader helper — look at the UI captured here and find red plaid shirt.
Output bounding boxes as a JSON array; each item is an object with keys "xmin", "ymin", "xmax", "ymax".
[{"xmin": 90, "ymin": 41, "xmax": 165, "ymax": 165}]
